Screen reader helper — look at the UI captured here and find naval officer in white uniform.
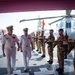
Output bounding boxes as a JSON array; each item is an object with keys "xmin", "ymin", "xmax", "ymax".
[
  {"xmin": 2, "ymin": 25, "xmax": 19, "ymax": 75},
  {"xmin": 20, "ymin": 28, "xmax": 33, "ymax": 72}
]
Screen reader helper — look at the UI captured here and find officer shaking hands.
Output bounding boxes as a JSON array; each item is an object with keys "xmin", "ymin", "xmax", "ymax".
[
  {"xmin": 20, "ymin": 28, "xmax": 34, "ymax": 72},
  {"xmin": 2, "ymin": 25, "xmax": 19, "ymax": 75}
]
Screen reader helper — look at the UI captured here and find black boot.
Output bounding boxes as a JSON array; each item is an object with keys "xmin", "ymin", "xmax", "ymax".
[
  {"xmin": 47, "ymin": 60, "xmax": 53, "ymax": 64},
  {"xmin": 36, "ymin": 49, "xmax": 39, "ymax": 51},
  {"xmin": 38, "ymin": 51, "xmax": 41, "ymax": 54},
  {"xmin": 47, "ymin": 60, "xmax": 50, "ymax": 63},
  {"xmin": 56, "ymin": 67, "xmax": 61, "ymax": 71},
  {"xmin": 41, "ymin": 55, "xmax": 45, "ymax": 58},
  {"xmin": 64, "ymin": 56, "xmax": 67, "ymax": 59},
  {"xmin": 58, "ymin": 68, "xmax": 64, "ymax": 74}
]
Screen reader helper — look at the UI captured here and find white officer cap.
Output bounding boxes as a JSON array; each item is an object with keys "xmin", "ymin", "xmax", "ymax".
[
  {"xmin": 6, "ymin": 25, "xmax": 13, "ymax": 30},
  {"xmin": 23, "ymin": 28, "xmax": 28, "ymax": 32}
]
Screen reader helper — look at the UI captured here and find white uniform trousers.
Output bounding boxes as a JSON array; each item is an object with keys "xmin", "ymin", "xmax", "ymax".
[
  {"xmin": 5, "ymin": 47, "xmax": 16, "ymax": 74},
  {"xmin": 23, "ymin": 49, "xmax": 31, "ymax": 69}
]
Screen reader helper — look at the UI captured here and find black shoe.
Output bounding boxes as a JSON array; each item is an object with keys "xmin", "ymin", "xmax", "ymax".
[
  {"xmin": 48, "ymin": 61, "xmax": 53, "ymax": 64},
  {"xmin": 56, "ymin": 67, "xmax": 61, "ymax": 71},
  {"xmin": 64, "ymin": 56, "xmax": 67, "ymax": 59},
  {"xmin": 38, "ymin": 51, "xmax": 41, "ymax": 54},
  {"xmin": 47, "ymin": 60, "xmax": 50, "ymax": 63},
  {"xmin": 41, "ymin": 55, "xmax": 45, "ymax": 58},
  {"xmin": 36, "ymin": 49, "xmax": 39, "ymax": 51},
  {"xmin": 58, "ymin": 68, "xmax": 64, "ymax": 74},
  {"xmin": 24, "ymin": 68, "xmax": 29, "ymax": 72}
]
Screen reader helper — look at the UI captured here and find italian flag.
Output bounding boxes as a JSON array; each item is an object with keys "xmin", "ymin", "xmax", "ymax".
[{"xmin": 37, "ymin": 16, "xmax": 45, "ymax": 30}]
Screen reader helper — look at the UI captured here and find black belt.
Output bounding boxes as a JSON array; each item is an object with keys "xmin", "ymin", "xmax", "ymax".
[
  {"xmin": 11, "ymin": 46, "xmax": 13, "ymax": 48},
  {"xmin": 26, "ymin": 45, "xmax": 28, "ymax": 47}
]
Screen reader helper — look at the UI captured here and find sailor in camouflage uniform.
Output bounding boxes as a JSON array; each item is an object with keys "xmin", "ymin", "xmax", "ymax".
[
  {"xmin": 47, "ymin": 29, "xmax": 55, "ymax": 64},
  {"xmin": 56, "ymin": 29, "xmax": 68, "ymax": 74},
  {"xmin": 39, "ymin": 31, "xmax": 46, "ymax": 57},
  {"xmin": 30, "ymin": 32, "xmax": 35, "ymax": 49},
  {"xmin": 37, "ymin": 31, "xmax": 42, "ymax": 53},
  {"xmin": 35, "ymin": 31, "xmax": 39, "ymax": 51}
]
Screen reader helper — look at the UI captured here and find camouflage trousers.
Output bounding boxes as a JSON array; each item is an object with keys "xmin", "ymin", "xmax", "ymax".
[
  {"xmin": 48, "ymin": 46, "xmax": 53, "ymax": 62},
  {"xmin": 41, "ymin": 43, "xmax": 45, "ymax": 55},
  {"xmin": 37, "ymin": 41, "xmax": 41, "ymax": 52},
  {"xmin": 57, "ymin": 47, "xmax": 64, "ymax": 69},
  {"xmin": 36, "ymin": 41, "xmax": 38, "ymax": 49},
  {"xmin": 33, "ymin": 42, "xmax": 35, "ymax": 49}
]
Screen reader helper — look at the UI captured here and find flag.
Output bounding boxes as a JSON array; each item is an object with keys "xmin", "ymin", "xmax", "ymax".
[
  {"xmin": 37, "ymin": 15, "xmax": 41, "ymax": 30},
  {"xmin": 41, "ymin": 19, "xmax": 45, "ymax": 30},
  {"xmin": 38, "ymin": 19, "xmax": 41, "ymax": 28}
]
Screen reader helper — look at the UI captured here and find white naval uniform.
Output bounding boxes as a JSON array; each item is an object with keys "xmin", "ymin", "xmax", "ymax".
[
  {"xmin": 0, "ymin": 34, "xmax": 3, "ymax": 46},
  {"xmin": 20, "ymin": 35, "xmax": 33, "ymax": 69},
  {"xmin": 0, "ymin": 34, "xmax": 3, "ymax": 55},
  {"xmin": 2, "ymin": 34, "xmax": 19, "ymax": 74}
]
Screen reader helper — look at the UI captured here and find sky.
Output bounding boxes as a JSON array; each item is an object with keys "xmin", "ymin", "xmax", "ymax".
[{"xmin": 0, "ymin": 10, "xmax": 75, "ymax": 36}]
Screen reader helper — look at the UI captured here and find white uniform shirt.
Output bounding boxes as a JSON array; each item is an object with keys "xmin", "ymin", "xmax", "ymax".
[
  {"xmin": 20, "ymin": 35, "xmax": 33, "ymax": 51},
  {"xmin": 0, "ymin": 34, "xmax": 3, "ymax": 46},
  {"xmin": 0, "ymin": 34, "xmax": 3, "ymax": 39},
  {"xmin": 2, "ymin": 34, "xmax": 19, "ymax": 49}
]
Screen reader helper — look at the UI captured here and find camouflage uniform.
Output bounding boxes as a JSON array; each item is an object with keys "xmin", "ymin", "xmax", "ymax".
[
  {"xmin": 54, "ymin": 28, "xmax": 68, "ymax": 74},
  {"xmin": 30, "ymin": 32, "xmax": 35, "ymax": 49},
  {"xmin": 39, "ymin": 31, "xmax": 46, "ymax": 57},
  {"xmin": 47, "ymin": 35, "xmax": 55, "ymax": 63},
  {"xmin": 57, "ymin": 35, "xmax": 66, "ymax": 70},
  {"xmin": 38, "ymin": 34, "xmax": 42, "ymax": 52},
  {"xmin": 35, "ymin": 32, "xmax": 38, "ymax": 50},
  {"xmin": 41, "ymin": 36, "xmax": 45, "ymax": 56}
]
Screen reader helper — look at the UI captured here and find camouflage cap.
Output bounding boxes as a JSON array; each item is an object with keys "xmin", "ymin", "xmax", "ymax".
[
  {"xmin": 23, "ymin": 28, "xmax": 28, "ymax": 32},
  {"xmin": 50, "ymin": 29, "xmax": 54, "ymax": 32},
  {"xmin": 59, "ymin": 28, "xmax": 63, "ymax": 31}
]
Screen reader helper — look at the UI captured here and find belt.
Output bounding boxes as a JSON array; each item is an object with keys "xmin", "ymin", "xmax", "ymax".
[
  {"xmin": 11, "ymin": 46, "xmax": 13, "ymax": 48},
  {"xmin": 26, "ymin": 45, "xmax": 28, "ymax": 47}
]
